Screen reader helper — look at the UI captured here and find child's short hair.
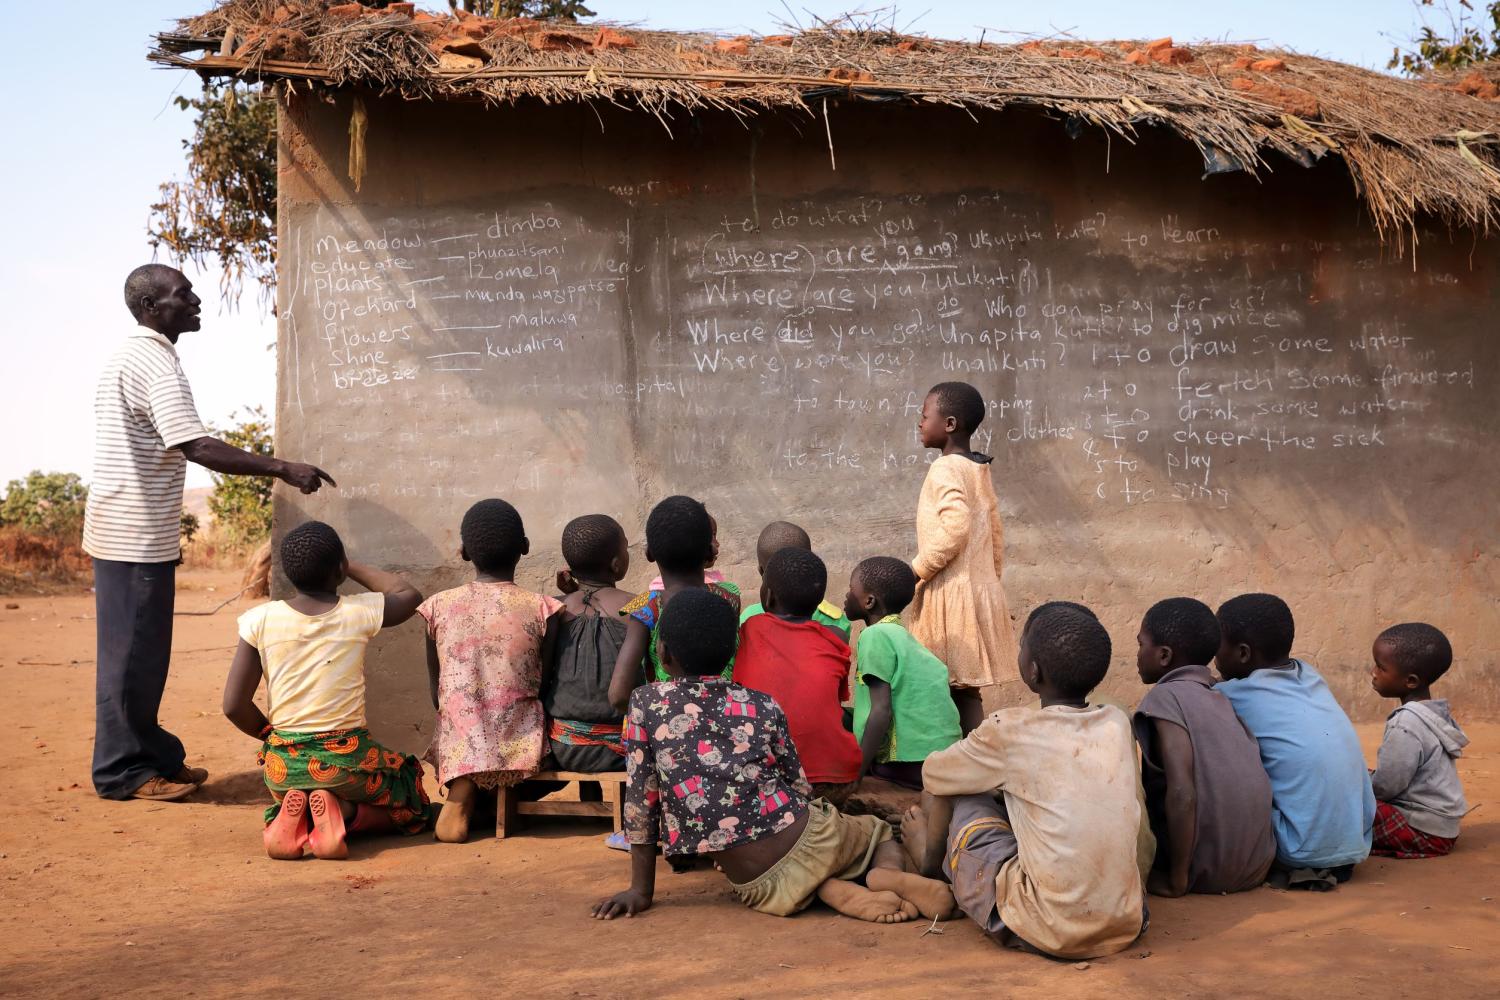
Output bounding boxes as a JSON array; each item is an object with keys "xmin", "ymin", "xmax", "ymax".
[
  {"xmin": 764, "ymin": 547, "xmax": 826, "ymax": 617},
  {"xmin": 561, "ymin": 514, "xmax": 625, "ymax": 577},
  {"xmin": 1027, "ymin": 604, "xmax": 1112, "ymax": 698},
  {"xmin": 927, "ymin": 381, "xmax": 986, "ymax": 434},
  {"xmin": 854, "ymin": 556, "xmax": 917, "ymax": 613},
  {"xmin": 1377, "ymin": 622, "xmax": 1453, "ymax": 683},
  {"xmin": 281, "ymin": 521, "xmax": 344, "ymax": 591},
  {"xmin": 1024, "ymin": 600, "xmax": 1097, "ymax": 632},
  {"xmin": 1216, "ymin": 593, "xmax": 1295, "ymax": 661},
  {"xmin": 461, "ymin": 499, "xmax": 526, "ymax": 574},
  {"xmin": 658, "ymin": 588, "xmax": 739, "ymax": 676},
  {"xmin": 1142, "ymin": 597, "xmax": 1221, "ymax": 666},
  {"xmin": 756, "ymin": 520, "xmax": 811, "ymax": 566},
  {"xmin": 645, "ymin": 495, "xmax": 713, "ymax": 573}
]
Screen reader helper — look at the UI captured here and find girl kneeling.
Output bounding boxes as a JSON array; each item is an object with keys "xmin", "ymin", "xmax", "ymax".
[{"xmin": 224, "ymin": 521, "xmax": 435, "ymax": 860}]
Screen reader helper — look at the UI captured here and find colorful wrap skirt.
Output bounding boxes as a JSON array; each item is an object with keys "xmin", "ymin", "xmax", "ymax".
[
  {"xmin": 548, "ymin": 718, "xmax": 625, "ymax": 755},
  {"xmin": 259, "ymin": 727, "xmax": 435, "ymax": 834}
]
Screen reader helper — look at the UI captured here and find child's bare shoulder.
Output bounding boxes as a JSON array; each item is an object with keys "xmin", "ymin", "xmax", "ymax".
[
  {"xmin": 564, "ymin": 586, "xmax": 633, "ymax": 618},
  {"xmin": 595, "ymin": 586, "xmax": 634, "ymax": 618}
]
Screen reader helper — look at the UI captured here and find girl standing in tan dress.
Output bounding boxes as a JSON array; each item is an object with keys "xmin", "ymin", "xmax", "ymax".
[{"xmin": 909, "ymin": 382, "xmax": 1018, "ymax": 733}]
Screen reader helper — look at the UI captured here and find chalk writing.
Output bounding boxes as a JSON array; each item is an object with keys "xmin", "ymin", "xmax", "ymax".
[{"xmin": 286, "ymin": 191, "xmax": 1479, "ymax": 509}]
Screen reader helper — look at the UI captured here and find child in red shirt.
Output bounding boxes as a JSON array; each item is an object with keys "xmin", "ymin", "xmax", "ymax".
[{"xmin": 733, "ymin": 547, "xmax": 862, "ymax": 805}]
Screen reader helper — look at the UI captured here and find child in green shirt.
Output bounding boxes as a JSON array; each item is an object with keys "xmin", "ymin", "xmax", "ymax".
[
  {"xmin": 844, "ymin": 556, "xmax": 962, "ymax": 789},
  {"xmin": 740, "ymin": 520, "xmax": 851, "ymax": 639}
]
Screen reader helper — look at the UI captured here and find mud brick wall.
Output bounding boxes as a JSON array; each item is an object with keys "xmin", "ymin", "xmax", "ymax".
[{"xmin": 273, "ymin": 92, "xmax": 1498, "ymax": 749}]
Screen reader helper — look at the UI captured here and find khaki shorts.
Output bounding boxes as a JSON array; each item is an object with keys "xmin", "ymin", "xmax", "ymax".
[{"xmin": 731, "ymin": 799, "xmax": 892, "ymax": 916}]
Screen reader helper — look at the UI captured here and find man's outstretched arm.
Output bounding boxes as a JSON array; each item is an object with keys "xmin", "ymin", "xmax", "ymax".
[{"xmin": 177, "ymin": 436, "xmax": 335, "ymax": 494}]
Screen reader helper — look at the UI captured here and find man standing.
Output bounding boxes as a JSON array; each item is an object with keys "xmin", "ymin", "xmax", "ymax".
[{"xmin": 85, "ymin": 264, "xmax": 334, "ymax": 802}]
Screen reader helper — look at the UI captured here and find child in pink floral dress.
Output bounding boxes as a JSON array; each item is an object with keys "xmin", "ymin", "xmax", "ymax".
[{"xmin": 419, "ymin": 499, "xmax": 562, "ymax": 843}]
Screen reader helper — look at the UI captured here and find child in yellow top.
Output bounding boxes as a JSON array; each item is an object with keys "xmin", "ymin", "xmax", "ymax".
[
  {"xmin": 909, "ymin": 381, "xmax": 1018, "ymax": 733},
  {"xmin": 224, "ymin": 521, "xmax": 435, "ymax": 861}
]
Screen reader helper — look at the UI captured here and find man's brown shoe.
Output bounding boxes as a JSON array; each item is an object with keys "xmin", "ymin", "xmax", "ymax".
[
  {"xmin": 130, "ymin": 776, "xmax": 196, "ymax": 802},
  {"xmin": 173, "ymin": 766, "xmax": 209, "ymax": 786}
]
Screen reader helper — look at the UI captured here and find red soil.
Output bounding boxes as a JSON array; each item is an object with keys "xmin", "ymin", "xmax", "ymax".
[{"xmin": 1, "ymin": 572, "xmax": 1496, "ymax": 998}]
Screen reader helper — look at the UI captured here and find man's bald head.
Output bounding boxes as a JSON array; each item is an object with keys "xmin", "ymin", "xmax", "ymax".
[
  {"xmin": 756, "ymin": 520, "xmax": 811, "ymax": 570},
  {"xmin": 124, "ymin": 264, "xmax": 201, "ymax": 337},
  {"xmin": 124, "ymin": 264, "xmax": 178, "ymax": 319}
]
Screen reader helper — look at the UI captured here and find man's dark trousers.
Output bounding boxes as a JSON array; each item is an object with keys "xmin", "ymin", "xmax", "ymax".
[{"xmin": 92, "ymin": 558, "xmax": 185, "ymax": 798}]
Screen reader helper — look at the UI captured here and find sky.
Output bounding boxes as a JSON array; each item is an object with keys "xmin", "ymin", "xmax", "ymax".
[{"xmin": 0, "ymin": 1, "xmax": 1443, "ymax": 490}]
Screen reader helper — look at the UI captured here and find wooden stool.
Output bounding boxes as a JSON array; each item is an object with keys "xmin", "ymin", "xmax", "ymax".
[{"xmin": 495, "ymin": 770, "xmax": 627, "ymax": 839}]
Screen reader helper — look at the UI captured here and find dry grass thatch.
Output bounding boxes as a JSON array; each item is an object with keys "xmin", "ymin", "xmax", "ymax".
[{"xmin": 151, "ymin": 0, "xmax": 1500, "ymax": 246}]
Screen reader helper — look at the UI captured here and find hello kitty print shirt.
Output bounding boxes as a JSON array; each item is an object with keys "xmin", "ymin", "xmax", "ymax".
[{"xmin": 623, "ymin": 677, "xmax": 812, "ymax": 856}]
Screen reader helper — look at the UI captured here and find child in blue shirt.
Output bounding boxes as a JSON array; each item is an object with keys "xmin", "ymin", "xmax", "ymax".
[{"xmin": 1214, "ymin": 593, "xmax": 1374, "ymax": 889}]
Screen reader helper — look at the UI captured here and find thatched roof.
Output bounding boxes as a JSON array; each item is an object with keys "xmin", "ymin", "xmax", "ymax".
[{"xmin": 152, "ymin": 0, "xmax": 1500, "ymax": 245}]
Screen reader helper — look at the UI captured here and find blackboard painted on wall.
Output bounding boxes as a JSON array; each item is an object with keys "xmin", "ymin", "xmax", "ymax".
[{"xmin": 286, "ymin": 188, "xmax": 1480, "ymax": 544}]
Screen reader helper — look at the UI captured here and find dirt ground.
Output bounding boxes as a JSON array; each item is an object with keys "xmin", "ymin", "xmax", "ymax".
[{"xmin": 1, "ymin": 570, "xmax": 1496, "ymax": 999}]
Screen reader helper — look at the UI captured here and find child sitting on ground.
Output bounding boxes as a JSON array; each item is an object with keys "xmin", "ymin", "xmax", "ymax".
[
  {"xmin": 844, "ymin": 557, "xmax": 962, "ymax": 790},
  {"xmin": 224, "ymin": 521, "xmax": 436, "ymax": 860},
  {"xmin": 1368, "ymin": 622, "xmax": 1468, "ymax": 858},
  {"xmin": 738, "ymin": 521, "xmax": 852, "ymax": 639},
  {"xmin": 609, "ymin": 495, "xmax": 741, "ymax": 711},
  {"xmin": 1134, "ymin": 597, "xmax": 1275, "ymax": 896},
  {"xmin": 1215, "ymin": 593, "xmax": 1375, "ymax": 888},
  {"xmin": 908, "ymin": 381, "xmax": 1018, "ymax": 734},
  {"xmin": 591, "ymin": 588, "xmax": 954, "ymax": 924},
  {"xmin": 545, "ymin": 514, "xmax": 633, "ymax": 774},
  {"xmin": 1026, "ymin": 599, "xmax": 1158, "ymax": 882},
  {"xmin": 901, "ymin": 603, "xmax": 1146, "ymax": 959},
  {"xmin": 733, "ymin": 548, "xmax": 862, "ymax": 806},
  {"xmin": 418, "ymin": 499, "xmax": 563, "ymax": 844}
]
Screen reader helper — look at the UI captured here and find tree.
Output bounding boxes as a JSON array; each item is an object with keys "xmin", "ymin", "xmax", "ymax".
[
  {"xmin": 149, "ymin": 82, "xmax": 278, "ymax": 305},
  {"xmin": 1390, "ymin": 0, "xmax": 1500, "ymax": 73},
  {"xmin": 207, "ymin": 408, "xmax": 275, "ymax": 547},
  {"xmin": 180, "ymin": 511, "xmax": 201, "ymax": 545},
  {"xmin": 0, "ymin": 472, "xmax": 89, "ymax": 538},
  {"xmin": 149, "ymin": 4, "xmax": 595, "ymax": 308}
]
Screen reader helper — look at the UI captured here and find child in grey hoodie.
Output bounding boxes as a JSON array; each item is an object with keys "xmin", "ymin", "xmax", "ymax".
[{"xmin": 1368, "ymin": 623, "xmax": 1468, "ymax": 858}]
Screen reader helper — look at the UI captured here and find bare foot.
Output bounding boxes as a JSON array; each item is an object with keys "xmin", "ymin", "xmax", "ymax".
[
  {"xmin": 867, "ymin": 868, "xmax": 958, "ymax": 920},
  {"xmin": 890, "ymin": 896, "xmax": 920, "ymax": 922},
  {"xmin": 816, "ymin": 880, "xmax": 919, "ymax": 923},
  {"xmin": 900, "ymin": 804, "xmax": 945, "ymax": 877},
  {"xmin": 436, "ymin": 800, "xmax": 471, "ymax": 843},
  {"xmin": 436, "ymin": 778, "xmax": 477, "ymax": 844}
]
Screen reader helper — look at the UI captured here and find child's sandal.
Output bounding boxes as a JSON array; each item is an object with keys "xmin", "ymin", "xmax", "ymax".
[
  {"xmin": 264, "ymin": 789, "xmax": 309, "ymax": 860},
  {"xmin": 307, "ymin": 790, "xmax": 349, "ymax": 860}
]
